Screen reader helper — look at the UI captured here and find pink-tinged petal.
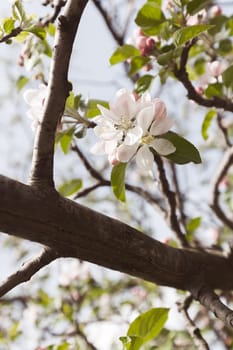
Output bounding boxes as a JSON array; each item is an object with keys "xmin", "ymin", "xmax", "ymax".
[
  {"xmin": 111, "ymin": 89, "xmax": 137, "ymax": 118},
  {"xmin": 117, "ymin": 143, "xmax": 138, "ymax": 162},
  {"xmin": 152, "ymin": 98, "xmax": 167, "ymax": 121},
  {"xmin": 97, "ymin": 104, "xmax": 118, "ymax": 121},
  {"xmin": 150, "ymin": 116, "xmax": 174, "ymax": 136},
  {"xmin": 90, "ymin": 140, "xmax": 107, "ymax": 155},
  {"xmin": 124, "ymin": 126, "xmax": 143, "ymax": 145},
  {"xmin": 136, "ymin": 145, "xmax": 154, "ymax": 170},
  {"xmin": 151, "ymin": 138, "xmax": 176, "ymax": 155},
  {"xmin": 136, "ymin": 104, "xmax": 155, "ymax": 133}
]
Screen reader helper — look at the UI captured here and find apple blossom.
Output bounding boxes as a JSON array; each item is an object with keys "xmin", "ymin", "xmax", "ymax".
[
  {"xmin": 91, "ymin": 89, "xmax": 175, "ymax": 172},
  {"xmin": 23, "ymin": 84, "xmax": 47, "ymax": 130},
  {"xmin": 206, "ymin": 60, "xmax": 226, "ymax": 78}
]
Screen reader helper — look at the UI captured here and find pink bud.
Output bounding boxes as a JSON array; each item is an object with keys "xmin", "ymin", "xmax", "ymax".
[
  {"xmin": 108, "ymin": 153, "xmax": 120, "ymax": 166},
  {"xmin": 135, "ymin": 35, "xmax": 147, "ymax": 50},
  {"xmin": 143, "ymin": 63, "xmax": 153, "ymax": 72},
  {"xmin": 209, "ymin": 5, "xmax": 222, "ymax": 18},
  {"xmin": 195, "ymin": 86, "xmax": 204, "ymax": 95},
  {"xmin": 146, "ymin": 37, "xmax": 156, "ymax": 50}
]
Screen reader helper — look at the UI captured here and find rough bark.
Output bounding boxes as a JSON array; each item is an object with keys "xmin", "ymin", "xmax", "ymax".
[{"xmin": 1, "ymin": 175, "xmax": 233, "ymax": 292}]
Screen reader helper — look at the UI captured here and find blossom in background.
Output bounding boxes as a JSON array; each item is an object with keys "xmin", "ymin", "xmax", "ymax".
[
  {"xmin": 127, "ymin": 28, "xmax": 156, "ymax": 56},
  {"xmin": 91, "ymin": 89, "xmax": 175, "ymax": 171},
  {"xmin": 23, "ymin": 84, "xmax": 47, "ymax": 130},
  {"xmin": 206, "ymin": 60, "xmax": 226, "ymax": 78}
]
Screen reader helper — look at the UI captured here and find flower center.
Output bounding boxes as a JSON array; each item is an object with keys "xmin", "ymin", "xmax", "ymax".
[
  {"xmin": 118, "ymin": 115, "xmax": 134, "ymax": 131},
  {"xmin": 141, "ymin": 134, "xmax": 154, "ymax": 145}
]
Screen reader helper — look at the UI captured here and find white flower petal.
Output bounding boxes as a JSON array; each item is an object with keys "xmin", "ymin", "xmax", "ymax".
[
  {"xmin": 97, "ymin": 104, "xmax": 118, "ymax": 121},
  {"xmin": 105, "ymin": 139, "xmax": 118, "ymax": 154},
  {"xmin": 136, "ymin": 105, "xmax": 155, "ymax": 133},
  {"xmin": 124, "ymin": 126, "xmax": 143, "ymax": 145},
  {"xmin": 150, "ymin": 116, "xmax": 174, "ymax": 136},
  {"xmin": 153, "ymin": 98, "xmax": 167, "ymax": 120},
  {"xmin": 111, "ymin": 89, "xmax": 137, "ymax": 118},
  {"xmin": 117, "ymin": 143, "xmax": 138, "ymax": 162},
  {"xmin": 136, "ymin": 145, "xmax": 154, "ymax": 170},
  {"xmin": 94, "ymin": 123, "xmax": 120, "ymax": 141},
  {"xmin": 151, "ymin": 138, "xmax": 176, "ymax": 155}
]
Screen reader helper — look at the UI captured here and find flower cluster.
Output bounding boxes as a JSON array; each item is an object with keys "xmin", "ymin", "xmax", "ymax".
[{"xmin": 91, "ymin": 89, "xmax": 175, "ymax": 171}]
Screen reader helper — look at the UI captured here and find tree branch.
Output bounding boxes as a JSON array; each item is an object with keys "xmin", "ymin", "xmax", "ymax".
[
  {"xmin": 177, "ymin": 294, "xmax": 210, "ymax": 350},
  {"xmin": 0, "ymin": 247, "xmax": 58, "ymax": 297},
  {"xmin": 30, "ymin": 0, "xmax": 88, "ymax": 187},
  {"xmin": 192, "ymin": 285, "xmax": 233, "ymax": 329},
  {"xmin": 210, "ymin": 147, "xmax": 233, "ymax": 230},
  {"xmin": 1, "ymin": 175, "xmax": 233, "ymax": 295}
]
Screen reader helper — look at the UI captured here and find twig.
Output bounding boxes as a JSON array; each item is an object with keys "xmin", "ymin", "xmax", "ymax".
[
  {"xmin": 177, "ymin": 294, "xmax": 210, "ymax": 350},
  {"xmin": 0, "ymin": 247, "xmax": 58, "ymax": 297},
  {"xmin": 0, "ymin": 27, "xmax": 22, "ymax": 43},
  {"xmin": 169, "ymin": 162, "xmax": 186, "ymax": 228},
  {"xmin": 92, "ymin": 0, "xmax": 124, "ymax": 45},
  {"xmin": 173, "ymin": 41, "xmax": 233, "ymax": 113},
  {"xmin": 42, "ymin": 0, "xmax": 67, "ymax": 26},
  {"xmin": 30, "ymin": 0, "xmax": 88, "ymax": 187},
  {"xmin": 191, "ymin": 285, "xmax": 233, "ymax": 329},
  {"xmin": 217, "ymin": 113, "xmax": 232, "ymax": 147},
  {"xmin": 154, "ymin": 154, "xmax": 189, "ymax": 247},
  {"xmin": 72, "ymin": 144, "xmax": 166, "ymax": 214},
  {"xmin": 210, "ymin": 147, "xmax": 233, "ymax": 230}
]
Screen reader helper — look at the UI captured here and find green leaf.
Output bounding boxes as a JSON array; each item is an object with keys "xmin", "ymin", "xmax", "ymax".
[
  {"xmin": 187, "ymin": 0, "xmax": 212, "ymax": 15},
  {"xmin": 16, "ymin": 75, "xmax": 29, "ymax": 91},
  {"xmin": 9, "ymin": 322, "xmax": 21, "ymax": 341},
  {"xmin": 38, "ymin": 289, "xmax": 53, "ymax": 307},
  {"xmin": 86, "ymin": 99, "xmax": 109, "ymax": 118},
  {"xmin": 161, "ymin": 131, "xmax": 202, "ymax": 164},
  {"xmin": 174, "ymin": 25, "xmax": 213, "ymax": 46},
  {"xmin": 186, "ymin": 217, "xmax": 202, "ymax": 234},
  {"xmin": 135, "ymin": 2, "xmax": 164, "ymax": 29},
  {"xmin": 57, "ymin": 343, "xmax": 70, "ymax": 350},
  {"xmin": 2, "ymin": 18, "xmax": 15, "ymax": 34},
  {"xmin": 12, "ymin": 0, "xmax": 26, "ymax": 23},
  {"xmin": 121, "ymin": 308, "xmax": 169, "ymax": 350},
  {"xmin": 26, "ymin": 26, "xmax": 46, "ymax": 40},
  {"xmin": 201, "ymin": 110, "xmax": 217, "ymax": 140},
  {"xmin": 58, "ymin": 179, "xmax": 82, "ymax": 197},
  {"xmin": 110, "ymin": 45, "xmax": 140, "ymax": 65},
  {"xmin": 111, "ymin": 163, "xmax": 127, "ymax": 202},
  {"xmin": 65, "ymin": 91, "xmax": 81, "ymax": 110},
  {"xmin": 204, "ymin": 83, "xmax": 223, "ymax": 98},
  {"xmin": 46, "ymin": 23, "xmax": 56, "ymax": 36},
  {"xmin": 222, "ymin": 65, "xmax": 233, "ymax": 88},
  {"xmin": 129, "ymin": 56, "xmax": 150, "ymax": 76},
  {"xmin": 135, "ymin": 74, "xmax": 154, "ymax": 94},
  {"xmin": 56, "ymin": 127, "xmax": 75, "ymax": 154}
]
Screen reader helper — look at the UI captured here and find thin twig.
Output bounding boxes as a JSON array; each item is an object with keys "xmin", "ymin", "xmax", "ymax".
[
  {"xmin": 210, "ymin": 147, "xmax": 233, "ymax": 230},
  {"xmin": 177, "ymin": 294, "xmax": 210, "ymax": 350},
  {"xmin": 217, "ymin": 113, "xmax": 232, "ymax": 147},
  {"xmin": 154, "ymin": 154, "xmax": 189, "ymax": 247},
  {"xmin": 0, "ymin": 247, "xmax": 58, "ymax": 297},
  {"xmin": 173, "ymin": 41, "xmax": 233, "ymax": 113}
]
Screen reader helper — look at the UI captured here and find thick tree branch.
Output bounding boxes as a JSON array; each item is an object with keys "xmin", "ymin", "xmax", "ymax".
[
  {"xmin": 0, "ymin": 247, "xmax": 57, "ymax": 297},
  {"xmin": 192, "ymin": 286, "xmax": 233, "ymax": 329},
  {"xmin": 210, "ymin": 147, "xmax": 233, "ymax": 230},
  {"xmin": 1, "ymin": 175, "xmax": 233, "ymax": 295},
  {"xmin": 30, "ymin": 0, "xmax": 88, "ymax": 187}
]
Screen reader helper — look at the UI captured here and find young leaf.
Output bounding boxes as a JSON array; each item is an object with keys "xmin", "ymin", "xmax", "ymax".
[
  {"xmin": 2, "ymin": 18, "xmax": 15, "ymax": 34},
  {"xmin": 201, "ymin": 110, "xmax": 217, "ymax": 140},
  {"xmin": 186, "ymin": 217, "xmax": 202, "ymax": 234},
  {"xmin": 222, "ymin": 65, "xmax": 233, "ymax": 88},
  {"xmin": 86, "ymin": 99, "xmax": 109, "ymax": 118},
  {"xmin": 161, "ymin": 131, "xmax": 202, "ymax": 164},
  {"xmin": 58, "ymin": 179, "xmax": 82, "ymax": 197},
  {"xmin": 110, "ymin": 45, "xmax": 140, "ymax": 65},
  {"xmin": 111, "ymin": 163, "xmax": 127, "ymax": 202},
  {"xmin": 120, "ymin": 308, "xmax": 169, "ymax": 350},
  {"xmin": 16, "ymin": 75, "xmax": 29, "ymax": 91},
  {"xmin": 26, "ymin": 26, "xmax": 46, "ymax": 40},
  {"xmin": 135, "ymin": 2, "xmax": 164, "ymax": 29},
  {"xmin": 187, "ymin": 0, "xmax": 212, "ymax": 15},
  {"xmin": 135, "ymin": 74, "xmax": 154, "ymax": 94},
  {"xmin": 56, "ymin": 127, "xmax": 75, "ymax": 154},
  {"xmin": 174, "ymin": 25, "xmax": 213, "ymax": 46},
  {"xmin": 128, "ymin": 56, "xmax": 150, "ymax": 76},
  {"xmin": 204, "ymin": 83, "xmax": 223, "ymax": 98}
]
